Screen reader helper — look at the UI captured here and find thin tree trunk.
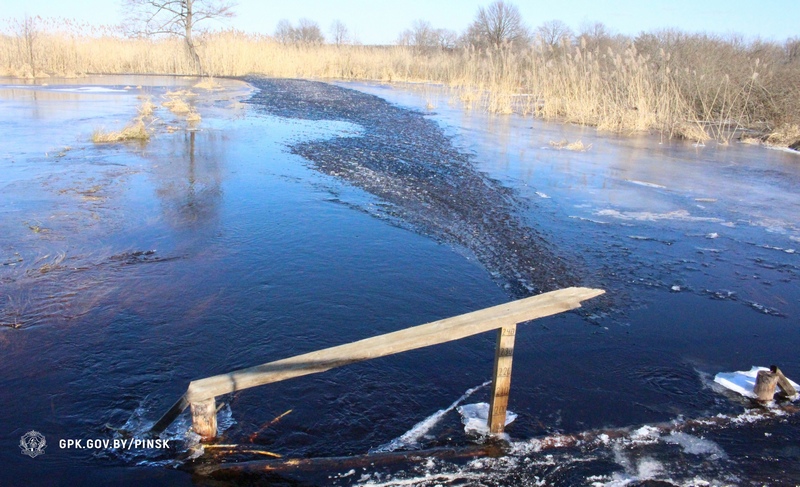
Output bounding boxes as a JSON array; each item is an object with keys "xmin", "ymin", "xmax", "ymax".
[
  {"xmin": 184, "ymin": 0, "xmax": 203, "ymax": 75},
  {"xmin": 185, "ymin": 34, "xmax": 203, "ymax": 75}
]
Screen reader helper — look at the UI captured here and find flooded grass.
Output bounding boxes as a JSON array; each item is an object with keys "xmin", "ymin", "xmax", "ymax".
[
  {"xmin": 549, "ymin": 139, "xmax": 592, "ymax": 151},
  {"xmin": 161, "ymin": 97, "xmax": 191, "ymax": 115},
  {"xmin": 92, "ymin": 119, "xmax": 150, "ymax": 143}
]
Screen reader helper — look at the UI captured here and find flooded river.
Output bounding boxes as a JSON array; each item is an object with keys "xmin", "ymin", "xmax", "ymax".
[{"xmin": 1, "ymin": 75, "xmax": 799, "ymax": 486}]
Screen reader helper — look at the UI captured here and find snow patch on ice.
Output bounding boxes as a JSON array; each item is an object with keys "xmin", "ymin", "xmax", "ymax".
[
  {"xmin": 52, "ymin": 86, "xmax": 129, "ymax": 93},
  {"xmin": 625, "ymin": 179, "xmax": 666, "ymax": 189},
  {"xmin": 596, "ymin": 209, "xmax": 723, "ymax": 223},
  {"xmin": 569, "ymin": 215, "xmax": 610, "ymax": 225},
  {"xmin": 457, "ymin": 402, "xmax": 517, "ymax": 435}
]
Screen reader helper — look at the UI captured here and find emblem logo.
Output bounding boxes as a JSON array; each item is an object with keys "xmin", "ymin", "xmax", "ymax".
[{"xmin": 20, "ymin": 430, "xmax": 47, "ymax": 458}]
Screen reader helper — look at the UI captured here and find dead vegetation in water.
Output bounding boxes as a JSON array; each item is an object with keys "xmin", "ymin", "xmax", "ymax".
[
  {"xmin": 91, "ymin": 92, "xmax": 202, "ymax": 142},
  {"xmin": 92, "ymin": 97, "xmax": 156, "ymax": 143},
  {"xmin": 92, "ymin": 120, "xmax": 150, "ymax": 143},
  {"xmin": 29, "ymin": 252, "xmax": 67, "ymax": 275},
  {"xmin": 1, "ymin": 296, "xmax": 28, "ymax": 329},
  {"xmin": 550, "ymin": 139, "xmax": 592, "ymax": 151},
  {"xmin": 162, "ymin": 97, "xmax": 191, "ymax": 114},
  {"xmin": 25, "ymin": 220, "xmax": 49, "ymax": 234},
  {"xmin": 194, "ymin": 77, "xmax": 223, "ymax": 90},
  {"xmin": 185, "ymin": 110, "xmax": 202, "ymax": 123}
]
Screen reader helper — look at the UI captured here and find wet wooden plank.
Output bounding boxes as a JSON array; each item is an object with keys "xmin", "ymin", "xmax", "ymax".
[{"xmin": 184, "ymin": 287, "xmax": 604, "ymax": 403}]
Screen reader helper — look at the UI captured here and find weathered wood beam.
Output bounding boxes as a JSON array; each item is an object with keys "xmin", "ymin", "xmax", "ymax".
[{"xmin": 184, "ymin": 287, "xmax": 603, "ymax": 404}]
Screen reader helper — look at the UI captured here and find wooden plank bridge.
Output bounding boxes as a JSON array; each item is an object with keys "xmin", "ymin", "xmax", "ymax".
[{"xmin": 151, "ymin": 287, "xmax": 604, "ymax": 439}]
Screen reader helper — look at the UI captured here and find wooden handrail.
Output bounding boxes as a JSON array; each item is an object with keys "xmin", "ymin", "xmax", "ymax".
[{"xmin": 150, "ymin": 287, "xmax": 604, "ymax": 438}]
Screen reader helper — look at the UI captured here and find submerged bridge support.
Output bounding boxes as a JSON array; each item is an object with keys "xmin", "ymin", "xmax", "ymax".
[{"xmin": 151, "ymin": 287, "xmax": 604, "ymax": 439}]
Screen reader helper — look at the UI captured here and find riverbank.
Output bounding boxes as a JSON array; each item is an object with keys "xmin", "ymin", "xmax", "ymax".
[{"xmin": 2, "ymin": 21, "xmax": 800, "ymax": 148}]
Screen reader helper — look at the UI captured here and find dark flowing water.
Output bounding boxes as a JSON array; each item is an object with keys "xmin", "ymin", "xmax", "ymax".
[{"xmin": 1, "ymin": 75, "xmax": 799, "ymax": 486}]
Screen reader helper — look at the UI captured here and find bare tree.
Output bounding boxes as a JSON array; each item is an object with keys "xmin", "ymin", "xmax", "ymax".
[
  {"xmin": 329, "ymin": 19, "xmax": 349, "ymax": 46},
  {"xmin": 123, "ymin": 0, "xmax": 235, "ymax": 75},
  {"xmin": 14, "ymin": 15, "xmax": 39, "ymax": 77},
  {"xmin": 274, "ymin": 19, "xmax": 294, "ymax": 44},
  {"xmin": 785, "ymin": 36, "xmax": 800, "ymax": 63},
  {"xmin": 397, "ymin": 20, "xmax": 437, "ymax": 49},
  {"xmin": 536, "ymin": 19, "xmax": 572, "ymax": 50},
  {"xmin": 435, "ymin": 28, "xmax": 459, "ymax": 50},
  {"xmin": 295, "ymin": 18, "xmax": 324, "ymax": 45},
  {"xmin": 465, "ymin": 1, "xmax": 529, "ymax": 50},
  {"xmin": 577, "ymin": 21, "xmax": 612, "ymax": 53},
  {"xmin": 398, "ymin": 20, "xmax": 458, "ymax": 51}
]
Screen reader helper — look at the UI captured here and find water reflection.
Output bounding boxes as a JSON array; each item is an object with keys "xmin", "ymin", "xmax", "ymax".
[{"xmin": 150, "ymin": 130, "xmax": 224, "ymax": 230}]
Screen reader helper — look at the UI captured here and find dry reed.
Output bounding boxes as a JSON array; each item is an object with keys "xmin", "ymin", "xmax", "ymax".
[{"xmin": 2, "ymin": 19, "xmax": 799, "ymax": 146}]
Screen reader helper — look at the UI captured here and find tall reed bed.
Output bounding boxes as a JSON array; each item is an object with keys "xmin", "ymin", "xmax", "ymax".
[{"xmin": 2, "ymin": 19, "xmax": 798, "ymax": 146}]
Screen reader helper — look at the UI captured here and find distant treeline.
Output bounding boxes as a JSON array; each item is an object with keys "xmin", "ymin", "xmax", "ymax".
[{"xmin": 2, "ymin": 4, "xmax": 799, "ymax": 146}]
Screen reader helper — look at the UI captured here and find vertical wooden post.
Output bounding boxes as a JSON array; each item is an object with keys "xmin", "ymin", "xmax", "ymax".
[
  {"xmin": 191, "ymin": 397, "xmax": 218, "ymax": 440},
  {"xmin": 754, "ymin": 370, "xmax": 779, "ymax": 401},
  {"xmin": 488, "ymin": 324, "xmax": 517, "ymax": 434}
]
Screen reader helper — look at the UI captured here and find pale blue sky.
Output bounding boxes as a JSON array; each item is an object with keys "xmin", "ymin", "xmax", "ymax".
[{"xmin": 2, "ymin": 0, "xmax": 798, "ymax": 44}]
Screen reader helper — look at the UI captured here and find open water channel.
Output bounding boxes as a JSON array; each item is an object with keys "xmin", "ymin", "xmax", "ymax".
[{"xmin": 1, "ymin": 75, "xmax": 799, "ymax": 486}]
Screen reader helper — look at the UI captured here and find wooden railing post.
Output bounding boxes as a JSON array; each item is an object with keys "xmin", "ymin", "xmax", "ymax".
[
  {"xmin": 488, "ymin": 324, "xmax": 517, "ymax": 433},
  {"xmin": 191, "ymin": 397, "xmax": 218, "ymax": 439},
  {"xmin": 488, "ymin": 325, "xmax": 517, "ymax": 433}
]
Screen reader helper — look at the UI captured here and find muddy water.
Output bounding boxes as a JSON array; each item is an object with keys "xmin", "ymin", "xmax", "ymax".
[{"xmin": 1, "ymin": 76, "xmax": 799, "ymax": 486}]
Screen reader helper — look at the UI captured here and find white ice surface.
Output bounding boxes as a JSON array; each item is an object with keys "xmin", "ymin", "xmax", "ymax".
[
  {"xmin": 52, "ymin": 86, "xmax": 129, "ymax": 93},
  {"xmin": 457, "ymin": 402, "xmax": 517, "ymax": 435}
]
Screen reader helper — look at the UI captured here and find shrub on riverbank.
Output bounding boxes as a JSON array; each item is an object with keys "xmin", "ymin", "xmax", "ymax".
[{"xmin": 2, "ymin": 18, "xmax": 798, "ymax": 146}]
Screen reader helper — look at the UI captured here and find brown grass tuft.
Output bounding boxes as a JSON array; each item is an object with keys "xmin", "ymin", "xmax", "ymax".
[
  {"xmin": 92, "ymin": 120, "xmax": 150, "ymax": 143},
  {"xmin": 550, "ymin": 139, "xmax": 592, "ymax": 151},
  {"xmin": 765, "ymin": 124, "xmax": 800, "ymax": 148},
  {"xmin": 161, "ymin": 97, "xmax": 191, "ymax": 115},
  {"xmin": 194, "ymin": 77, "xmax": 223, "ymax": 90},
  {"xmin": 185, "ymin": 109, "xmax": 202, "ymax": 123},
  {"xmin": 137, "ymin": 98, "xmax": 156, "ymax": 118}
]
